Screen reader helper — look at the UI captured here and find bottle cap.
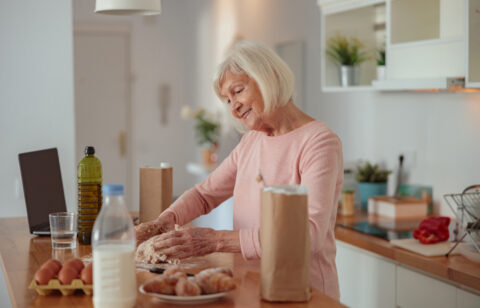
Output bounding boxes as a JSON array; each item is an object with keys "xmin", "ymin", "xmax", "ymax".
[
  {"xmin": 103, "ymin": 184, "xmax": 124, "ymax": 196},
  {"xmin": 85, "ymin": 146, "xmax": 95, "ymax": 155}
]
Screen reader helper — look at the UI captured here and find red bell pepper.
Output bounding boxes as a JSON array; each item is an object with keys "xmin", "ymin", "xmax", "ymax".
[{"xmin": 413, "ymin": 216, "xmax": 451, "ymax": 245}]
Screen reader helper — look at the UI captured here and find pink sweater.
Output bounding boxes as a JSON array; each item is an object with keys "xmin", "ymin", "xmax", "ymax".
[{"xmin": 166, "ymin": 120, "xmax": 343, "ymax": 300}]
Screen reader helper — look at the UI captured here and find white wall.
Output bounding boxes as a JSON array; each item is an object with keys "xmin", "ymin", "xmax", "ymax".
[
  {"xmin": 0, "ymin": 0, "xmax": 75, "ymax": 217},
  {"xmin": 73, "ymin": 0, "xmax": 229, "ymax": 209},
  {"xmin": 0, "ymin": 1, "xmax": 74, "ymax": 306}
]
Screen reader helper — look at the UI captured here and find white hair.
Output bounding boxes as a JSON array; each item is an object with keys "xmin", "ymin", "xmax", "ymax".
[{"xmin": 213, "ymin": 40, "xmax": 295, "ymax": 116}]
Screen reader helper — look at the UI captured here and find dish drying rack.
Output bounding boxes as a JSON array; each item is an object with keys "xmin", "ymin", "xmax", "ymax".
[{"xmin": 444, "ymin": 185, "xmax": 480, "ymax": 257}]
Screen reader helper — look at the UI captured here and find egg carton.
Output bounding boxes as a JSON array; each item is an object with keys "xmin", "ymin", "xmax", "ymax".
[{"xmin": 29, "ymin": 279, "xmax": 93, "ymax": 296}]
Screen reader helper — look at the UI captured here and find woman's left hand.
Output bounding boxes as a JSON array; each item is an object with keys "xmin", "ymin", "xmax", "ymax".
[{"xmin": 152, "ymin": 227, "xmax": 218, "ymax": 259}]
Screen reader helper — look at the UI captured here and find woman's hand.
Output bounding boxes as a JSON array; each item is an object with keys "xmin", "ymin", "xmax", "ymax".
[
  {"xmin": 135, "ymin": 211, "xmax": 176, "ymax": 246},
  {"xmin": 152, "ymin": 228, "xmax": 241, "ymax": 259}
]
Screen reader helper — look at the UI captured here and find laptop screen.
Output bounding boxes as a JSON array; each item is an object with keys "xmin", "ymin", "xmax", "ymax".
[{"xmin": 18, "ymin": 148, "xmax": 67, "ymax": 233}]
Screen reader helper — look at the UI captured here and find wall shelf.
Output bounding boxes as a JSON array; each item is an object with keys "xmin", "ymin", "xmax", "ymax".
[{"xmin": 318, "ymin": 0, "xmax": 480, "ymax": 92}]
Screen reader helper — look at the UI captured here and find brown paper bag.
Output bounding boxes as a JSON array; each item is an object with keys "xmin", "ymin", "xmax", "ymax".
[
  {"xmin": 261, "ymin": 185, "xmax": 311, "ymax": 302},
  {"xmin": 139, "ymin": 164, "xmax": 173, "ymax": 223}
]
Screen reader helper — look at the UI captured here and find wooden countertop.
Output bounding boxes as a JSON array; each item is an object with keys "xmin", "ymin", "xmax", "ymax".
[
  {"xmin": 0, "ymin": 217, "xmax": 345, "ymax": 308},
  {"xmin": 335, "ymin": 211, "xmax": 480, "ymax": 292}
]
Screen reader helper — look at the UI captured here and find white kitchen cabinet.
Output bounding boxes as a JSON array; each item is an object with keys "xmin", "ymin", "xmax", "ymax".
[
  {"xmin": 387, "ymin": 0, "xmax": 465, "ymax": 81},
  {"xmin": 336, "ymin": 241, "xmax": 396, "ymax": 308},
  {"xmin": 318, "ymin": 0, "xmax": 480, "ymax": 91},
  {"xmin": 466, "ymin": 0, "xmax": 480, "ymax": 88},
  {"xmin": 396, "ymin": 265, "xmax": 457, "ymax": 308},
  {"xmin": 318, "ymin": 0, "xmax": 385, "ymax": 91},
  {"xmin": 336, "ymin": 240, "xmax": 480, "ymax": 308},
  {"xmin": 457, "ymin": 288, "xmax": 480, "ymax": 308}
]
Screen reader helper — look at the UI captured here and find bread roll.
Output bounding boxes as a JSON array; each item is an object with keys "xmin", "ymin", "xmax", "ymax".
[
  {"xmin": 164, "ymin": 266, "xmax": 187, "ymax": 278},
  {"xmin": 196, "ymin": 272, "xmax": 236, "ymax": 294},
  {"xmin": 143, "ymin": 275, "xmax": 179, "ymax": 295},
  {"xmin": 196, "ymin": 267, "xmax": 233, "ymax": 278},
  {"xmin": 175, "ymin": 277, "xmax": 202, "ymax": 296}
]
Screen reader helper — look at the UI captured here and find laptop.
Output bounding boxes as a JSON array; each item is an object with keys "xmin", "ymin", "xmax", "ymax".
[{"xmin": 18, "ymin": 148, "xmax": 68, "ymax": 235}]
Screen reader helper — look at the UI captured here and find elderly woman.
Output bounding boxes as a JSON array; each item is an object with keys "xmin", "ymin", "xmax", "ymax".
[{"xmin": 136, "ymin": 40, "xmax": 343, "ymax": 300}]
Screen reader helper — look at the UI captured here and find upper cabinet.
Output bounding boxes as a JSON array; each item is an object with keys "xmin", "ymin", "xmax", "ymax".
[
  {"xmin": 319, "ymin": 0, "xmax": 386, "ymax": 91},
  {"xmin": 317, "ymin": 0, "xmax": 480, "ymax": 91},
  {"xmin": 467, "ymin": 0, "xmax": 480, "ymax": 88}
]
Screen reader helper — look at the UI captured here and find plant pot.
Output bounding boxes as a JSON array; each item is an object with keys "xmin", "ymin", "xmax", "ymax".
[
  {"xmin": 376, "ymin": 65, "xmax": 386, "ymax": 81},
  {"xmin": 340, "ymin": 65, "xmax": 359, "ymax": 87},
  {"xmin": 358, "ymin": 182, "xmax": 387, "ymax": 211}
]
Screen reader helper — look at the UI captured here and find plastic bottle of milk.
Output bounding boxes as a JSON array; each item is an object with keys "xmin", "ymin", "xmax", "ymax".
[{"xmin": 92, "ymin": 184, "xmax": 136, "ymax": 308}]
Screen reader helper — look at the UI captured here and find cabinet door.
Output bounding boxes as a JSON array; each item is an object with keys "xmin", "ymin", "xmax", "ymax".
[
  {"xmin": 336, "ymin": 241, "xmax": 396, "ymax": 308},
  {"xmin": 396, "ymin": 266, "xmax": 456, "ymax": 308},
  {"xmin": 457, "ymin": 288, "xmax": 480, "ymax": 308},
  {"xmin": 466, "ymin": 0, "xmax": 480, "ymax": 87}
]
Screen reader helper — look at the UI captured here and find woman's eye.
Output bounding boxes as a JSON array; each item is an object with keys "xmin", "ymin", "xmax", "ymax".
[{"xmin": 235, "ymin": 88, "xmax": 244, "ymax": 94}]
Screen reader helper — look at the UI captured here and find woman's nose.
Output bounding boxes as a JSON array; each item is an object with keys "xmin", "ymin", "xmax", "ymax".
[{"xmin": 230, "ymin": 100, "xmax": 241, "ymax": 112}]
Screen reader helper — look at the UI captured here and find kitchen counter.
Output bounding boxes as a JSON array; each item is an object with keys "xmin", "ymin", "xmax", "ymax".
[
  {"xmin": 335, "ymin": 211, "xmax": 480, "ymax": 292},
  {"xmin": 0, "ymin": 217, "xmax": 345, "ymax": 308}
]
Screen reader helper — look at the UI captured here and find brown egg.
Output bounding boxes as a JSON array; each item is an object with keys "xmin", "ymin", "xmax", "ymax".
[
  {"xmin": 40, "ymin": 259, "xmax": 62, "ymax": 275},
  {"xmin": 48, "ymin": 259, "xmax": 62, "ymax": 271},
  {"xmin": 34, "ymin": 267, "xmax": 55, "ymax": 285},
  {"xmin": 63, "ymin": 258, "xmax": 84, "ymax": 273},
  {"xmin": 80, "ymin": 263, "xmax": 93, "ymax": 285},
  {"xmin": 58, "ymin": 266, "xmax": 78, "ymax": 285}
]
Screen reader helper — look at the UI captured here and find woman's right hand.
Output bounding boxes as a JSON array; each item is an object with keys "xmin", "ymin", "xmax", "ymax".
[{"xmin": 135, "ymin": 211, "xmax": 176, "ymax": 246}]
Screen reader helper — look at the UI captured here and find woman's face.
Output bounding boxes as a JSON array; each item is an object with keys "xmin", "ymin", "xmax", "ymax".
[{"xmin": 219, "ymin": 70, "xmax": 267, "ymax": 131}]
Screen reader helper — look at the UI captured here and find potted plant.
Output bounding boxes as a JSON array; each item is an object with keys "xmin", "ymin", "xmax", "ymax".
[
  {"xmin": 181, "ymin": 106, "xmax": 221, "ymax": 169},
  {"xmin": 376, "ymin": 47, "xmax": 386, "ymax": 81},
  {"xmin": 356, "ymin": 162, "xmax": 391, "ymax": 211},
  {"xmin": 326, "ymin": 33, "xmax": 369, "ymax": 87}
]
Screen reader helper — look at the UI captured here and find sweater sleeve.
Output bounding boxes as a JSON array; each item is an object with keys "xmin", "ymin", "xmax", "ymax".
[
  {"xmin": 164, "ymin": 145, "xmax": 238, "ymax": 226},
  {"xmin": 238, "ymin": 130, "xmax": 342, "ymax": 260},
  {"xmin": 300, "ymin": 131, "xmax": 343, "ymax": 254}
]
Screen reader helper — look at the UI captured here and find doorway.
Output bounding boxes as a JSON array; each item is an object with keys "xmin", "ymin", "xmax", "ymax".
[{"xmin": 74, "ymin": 24, "xmax": 132, "ymax": 208}]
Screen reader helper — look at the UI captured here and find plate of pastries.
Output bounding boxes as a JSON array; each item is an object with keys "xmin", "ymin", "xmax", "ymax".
[{"xmin": 139, "ymin": 266, "xmax": 236, "ymax": 305}]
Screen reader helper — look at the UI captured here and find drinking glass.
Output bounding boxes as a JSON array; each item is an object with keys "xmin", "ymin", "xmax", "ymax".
[{"xmin": 49, "ymin": 212, "xmax": 77, "ymax": 250}]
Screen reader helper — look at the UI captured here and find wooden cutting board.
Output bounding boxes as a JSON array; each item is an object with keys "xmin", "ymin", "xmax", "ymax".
[{"xmin": 390, "ymin": 238, "xmax": 457, "ymax": 257}]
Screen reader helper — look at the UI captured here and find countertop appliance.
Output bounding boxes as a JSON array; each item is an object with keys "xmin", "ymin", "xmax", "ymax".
[{"xmin": 337, "ymin": 215, "xmax": 422, "ymax": 241}]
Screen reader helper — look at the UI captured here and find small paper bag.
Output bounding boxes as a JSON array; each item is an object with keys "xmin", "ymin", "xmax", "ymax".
[
  {"xmin": 139, "ymin": 163, "xmax": 173, "ymax": 223},
  {"xmin": 261, "ymin": 185, "xmax": 311, "ymax": 302}
]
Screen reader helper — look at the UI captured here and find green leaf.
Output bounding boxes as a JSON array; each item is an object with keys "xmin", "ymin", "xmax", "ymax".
[
  {"xmin": 326, "ymin": 33, "xmax": 370, "ymax": 66},
  {"xmin": 356, "ymin": 161, "xmax": 391, "ymax": 183}
]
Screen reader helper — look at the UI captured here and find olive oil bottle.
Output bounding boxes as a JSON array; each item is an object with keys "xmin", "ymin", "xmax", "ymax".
[{"xmin": 77, "ymin": 146, "xmax": 102, "ymax": 245}]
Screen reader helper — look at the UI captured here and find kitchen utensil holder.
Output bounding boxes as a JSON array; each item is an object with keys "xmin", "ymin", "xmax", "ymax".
[{"xmin": 444, "ymin": 185, "xmax": 480, "ymax": 257}]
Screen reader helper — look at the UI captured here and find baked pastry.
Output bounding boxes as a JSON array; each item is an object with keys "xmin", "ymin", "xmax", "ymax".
[
  {"xmin": 195, "ymin": 271, "xmax": 236, "ymax": 294},
  {"xmin": 175, "ymin": 277, "xmax": 202, "ymax": 296},
  {"xmin": 143, "ymin": 275, "xmax": 179, "ymax": 295},
  {"xmin": 164, "ymin": 266, "xmax": 187, "ymax": 278},
  {"xmin": 135, "ymin": 235, "xmax": 180, "ymax": 264},
  {"xmin": 196, "ymin": 267, "xmax": 233, "ymax": 278}
]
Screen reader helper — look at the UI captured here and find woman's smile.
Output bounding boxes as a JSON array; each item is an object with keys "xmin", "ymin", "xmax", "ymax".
[{"xmin": 241, "ymin": 109, "xmax": 251, "ymax": 119}]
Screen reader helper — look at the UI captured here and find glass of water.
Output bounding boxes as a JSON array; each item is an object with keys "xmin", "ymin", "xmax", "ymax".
[{"xmin": 49, "ymin": 212, "xmax": 77, "ymax": 250}]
